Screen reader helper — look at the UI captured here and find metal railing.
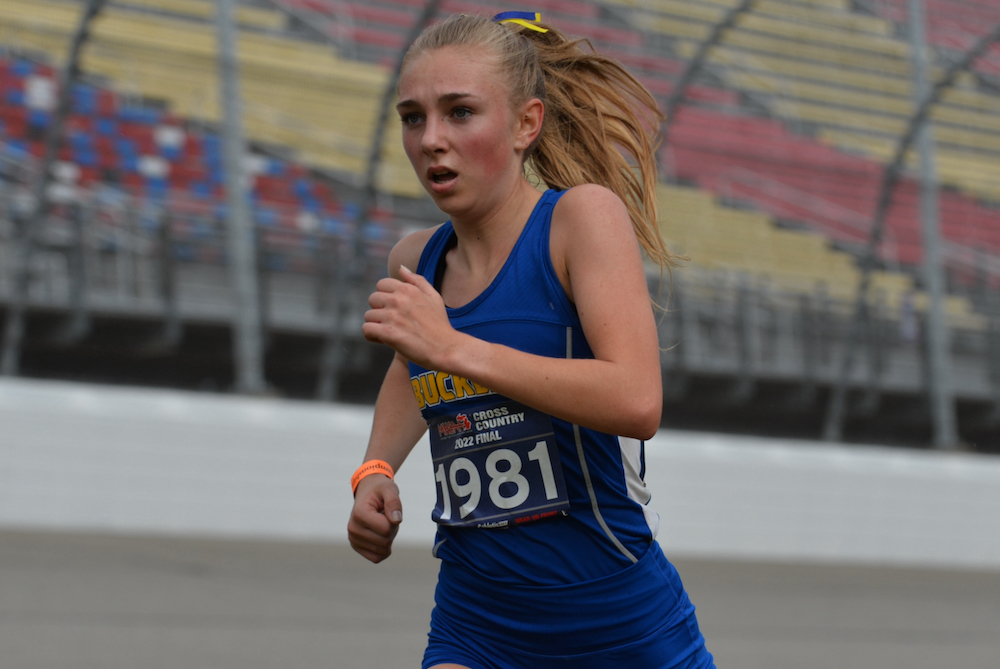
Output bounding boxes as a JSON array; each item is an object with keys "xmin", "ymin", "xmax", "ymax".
[{"xmin": 0, "ymin": 168, "xmax": 396, "ymax": 333}]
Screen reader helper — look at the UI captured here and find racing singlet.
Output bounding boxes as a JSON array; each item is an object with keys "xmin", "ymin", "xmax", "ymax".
[{"xmin": 409, "ymin": 189, "xmax": 661, "ymax": 586}]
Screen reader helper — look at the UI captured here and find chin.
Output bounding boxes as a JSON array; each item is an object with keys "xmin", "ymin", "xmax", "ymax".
[{"xmin": 428, "ymin": 189, "xmax": 466, "ymax": 214}]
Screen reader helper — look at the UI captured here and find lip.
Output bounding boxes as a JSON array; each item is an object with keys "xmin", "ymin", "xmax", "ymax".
[{"xmin": 426, "ymin": 166, "xmax": 459, "ymax": 195}]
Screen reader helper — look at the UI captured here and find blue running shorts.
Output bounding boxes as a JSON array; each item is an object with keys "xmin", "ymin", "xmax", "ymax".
[{"xmin": 422, "ymin": 543, "xmax": 715, "ymax": 669}]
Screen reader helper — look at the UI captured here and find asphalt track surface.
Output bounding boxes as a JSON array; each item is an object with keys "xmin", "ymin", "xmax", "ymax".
[{"xmin": 1, "ymin": 530, "xmax": 998, "ymax": 669}]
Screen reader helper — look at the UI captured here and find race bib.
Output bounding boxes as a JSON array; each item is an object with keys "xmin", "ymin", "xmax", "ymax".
[{"xmin": 428, "ymin": 399, "xmax": 570, "ymax": 529}]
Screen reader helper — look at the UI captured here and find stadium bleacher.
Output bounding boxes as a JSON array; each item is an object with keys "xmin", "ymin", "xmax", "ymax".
[
  {"xmin": 657, "ymin": 181, "xmax": 984, "ymax": 329},
  {"xmin": 0, "ymin": 49, "xmax": 398, "ymax": 275},
  {"xmin": 595, "ymin": 0, "xmax": 1000, "ymax": 306},
  {"xmin": 3, "ymin": 0, "xmax": 1000, "ymax": 440},
  {"xmin": 666, "ymin": 105, "xmax": 1000, "ymax": 265},
  {"xmin": 264, "ymin": 0, "xmax": 994, "ymax": 315},
  {"xmin": 1, "ymin": 0, "xmax": 422, "ymax": 196},
  {"xmin": 869, "ymin": 0, "xmax": 1000, "ymax": 75},
  {"xmin": 626, "ymin": 0, "xmax": 1000, "ymax": 200},
  {"xmin": 3, "ymin": 0, "xmax": 998, "ymax": 323}
]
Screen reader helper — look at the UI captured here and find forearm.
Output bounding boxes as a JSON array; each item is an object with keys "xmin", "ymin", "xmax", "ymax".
[
  {"xmin": 363, "ymin": 353, "xmax": 428, "ymax": 472},
  {"xmin": 350, "ymin": 353, "xmax": 421, "ymax": 564},
  {"xmin": 443, "ymin": 334, "xmax": 662, "ymax": 440}
]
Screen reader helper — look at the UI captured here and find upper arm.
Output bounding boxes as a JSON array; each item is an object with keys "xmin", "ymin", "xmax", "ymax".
[
  {"xmin": 550, "ymin": 185, "xmax": 661, "ymax": 395},
  {"xmin": 387, "ymin": 225, "xmax": 441, "ymax": 280}
]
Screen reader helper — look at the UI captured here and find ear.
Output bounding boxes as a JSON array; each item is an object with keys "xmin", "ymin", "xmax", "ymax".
[{"xmin": 513, "ymin": 98, "xmax": 544, "ymax": 152}]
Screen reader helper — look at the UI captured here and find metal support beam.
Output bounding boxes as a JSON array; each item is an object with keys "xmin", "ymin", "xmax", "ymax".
[
  {"xmin": 856, "ymin": 291, "xmax": 885, "ymax": 418},
  {"xmin": 908, "ymin": 0, "xmax": 957, "ymax": 448},
  {"xmin": 49, "ymin": 202, "xmax": 91, "ymax": 345},
  {"xmin": 0, "ymin": 0, "xmax": 108, "ymax": 376},
  {"xmin": 660, "ymin": 0, "xmax": 757, "ymax": 153},
  {"xmin": 255, "ymin": 227, "xmax": 271, "ymax": 353},
  {"xmin": 317, "ymin": 0, "xmax": 442, "ymax": 400},
  {"xmin": 215, "ymin": 0, "xmax": 266, "ymax": 394},
  {"xmin": 795, "ymin": 291, "xmax": 819, "ymax": 409},
  {"xmin": 722, "ymin": 279, "xmax": 757, "ymax": 405},
  {"xmin": 141, "ymin": 208, "xmax": 182, "ymax": 352},
  {"xmin": 656, "ymin": 275, "xmax": 687, "ymax": 402},
  {"xmin": 822, "ymin": 21, "xmax": 1000, "ymax": 443},
  {"xmin": 988, "ymin": 289, "xmax": 1000, "ymax": 423}
]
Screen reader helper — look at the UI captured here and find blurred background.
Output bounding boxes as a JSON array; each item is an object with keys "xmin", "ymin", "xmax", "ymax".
[
  {"xmin": 1, "ymin": 1, "xmax": 1000, "ymax": 668},
  {"xmin": 3, "ymin": 0, "xmax": 1000, "ymax": 449}
]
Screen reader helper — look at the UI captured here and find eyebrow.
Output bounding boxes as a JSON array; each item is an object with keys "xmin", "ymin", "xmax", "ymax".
[{"xmin": 396, "ymin": 92, "xmax": 476, "ymax": 111}]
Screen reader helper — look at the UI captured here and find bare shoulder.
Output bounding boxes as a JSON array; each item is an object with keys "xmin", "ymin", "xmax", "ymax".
[
  {"xmin": 551, "ymin": 184, "xmax": 638, "ymax": 255},
  {"xmin": 555, "ymin": 183, "xmax": 625, "ymax": 212},
  {"xmin": 552, "ymin": 184, "xmax": 634, "ymax": 240},
  {"xmin": 549, "ymin": 185, "xmax": 642, "ymax": 302},
  {"xmin": 387, "ymin": 224, "xmax": 442, "ymax": 280}
]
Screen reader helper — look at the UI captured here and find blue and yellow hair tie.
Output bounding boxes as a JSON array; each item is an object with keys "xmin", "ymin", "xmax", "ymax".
[{"xmin": 493, "ymin": 11, "xmax": 548, "ymax": 33}]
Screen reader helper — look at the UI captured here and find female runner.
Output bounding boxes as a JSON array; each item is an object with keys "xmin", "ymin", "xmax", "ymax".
[{"xmin": 348, "ymin": 12, "xmax": 714, "ymax": 669}]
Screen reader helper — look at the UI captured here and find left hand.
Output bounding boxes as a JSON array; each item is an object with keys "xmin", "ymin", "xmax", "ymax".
[{"xmin": 362, "ymin": 265, "xmax": 460, "ymax": 369}]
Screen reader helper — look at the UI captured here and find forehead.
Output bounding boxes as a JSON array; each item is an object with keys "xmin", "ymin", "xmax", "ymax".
[{"xmin": 398, "ymin": 45, "xmax": 507, "ymax": 104}]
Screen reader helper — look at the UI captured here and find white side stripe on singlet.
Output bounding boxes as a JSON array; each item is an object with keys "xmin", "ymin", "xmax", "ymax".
[
  {"xmin": 432, "ymin": 538, "xmax": 448, "ymax": 558},
  {"xmin": 619, "ymin": 436, "xmax": 660, "ymax": 539},
  {"xmin": 566, "ymin": 327, "xmax": 639, "ymax": 564}
]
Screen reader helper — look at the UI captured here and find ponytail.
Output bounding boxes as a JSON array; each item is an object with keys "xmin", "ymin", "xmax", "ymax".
[{"xmin": 403, "ymin": 14, "xmax": 677, "ymax": 268}]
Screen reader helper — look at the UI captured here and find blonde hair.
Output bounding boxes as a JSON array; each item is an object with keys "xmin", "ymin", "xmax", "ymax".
[{"xmin": 403, "ymin": 14, "xmax": 677, "ymax": 268}]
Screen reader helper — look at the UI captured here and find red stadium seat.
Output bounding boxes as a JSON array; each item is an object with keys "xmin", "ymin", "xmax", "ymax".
[{"xmin": 666, "ymin": 102, "xmax": 1000, "ymax": 262}]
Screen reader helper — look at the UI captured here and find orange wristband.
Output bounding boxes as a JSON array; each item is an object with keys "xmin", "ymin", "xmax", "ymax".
[{"xmin": 351, "ymin": 460, "xmax": 395, "ymax": 496}]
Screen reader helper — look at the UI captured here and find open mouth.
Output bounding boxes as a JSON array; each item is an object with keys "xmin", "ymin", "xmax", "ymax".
[{"xmin": 429, "ymin": 169, "xmax": 457, "ymax": 185}]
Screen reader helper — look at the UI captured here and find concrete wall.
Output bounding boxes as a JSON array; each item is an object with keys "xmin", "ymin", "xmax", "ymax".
[{"xmin": 2, "ymin": 377, "xmax": 999, "ymax": 569}]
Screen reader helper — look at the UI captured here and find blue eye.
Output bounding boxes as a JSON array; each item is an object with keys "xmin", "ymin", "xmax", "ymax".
[
  {"xmin": 401, "ymin": 112, "xmax": 423, "ymax": 126},
  {"xmin": 453, "ymin": 107, "xmax": 473, "ymax": 120}
]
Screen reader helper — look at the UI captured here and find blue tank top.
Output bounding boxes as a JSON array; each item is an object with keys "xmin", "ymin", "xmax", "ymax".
[{"xmin": 409, "ymin": 188, "xmax": 660, "ymax": 586}]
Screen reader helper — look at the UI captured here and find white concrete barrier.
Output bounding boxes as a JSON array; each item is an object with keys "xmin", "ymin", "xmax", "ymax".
[
  {"xmin": 2, "ymin": 378, "xmax": 999, "ymax": 569},
  {"xmin": 644, "ymin": 433, "xmax": 1000, "ymax": 569}
]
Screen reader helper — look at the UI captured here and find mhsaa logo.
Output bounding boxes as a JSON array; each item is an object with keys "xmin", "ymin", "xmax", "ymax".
[{"xmin": 437, "ymin": 413, "xmax": 472, "ymax": 437}]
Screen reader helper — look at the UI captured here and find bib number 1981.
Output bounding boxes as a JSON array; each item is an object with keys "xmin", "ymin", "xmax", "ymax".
[{"xmin": 429, "ymin": 401, "xmax": 569, "ymax": 529}]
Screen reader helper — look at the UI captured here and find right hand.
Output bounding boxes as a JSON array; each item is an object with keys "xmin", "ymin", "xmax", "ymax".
[
  {"xmin": 362, "ymin": 266, "xmax": 462, "ymax": 371},
  {"xmin": 348, "ymin": 475, "xmax": 403, "ymax": 563}
]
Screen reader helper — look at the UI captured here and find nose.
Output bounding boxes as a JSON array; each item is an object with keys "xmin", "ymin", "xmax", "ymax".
[{"xmin": 421, "ymin": 116, "xmax": 447, "ymax": 155}]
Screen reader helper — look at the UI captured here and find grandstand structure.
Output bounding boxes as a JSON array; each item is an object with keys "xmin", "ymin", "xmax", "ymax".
[{"xmin": 1, "ymin": 0, "xmax": 1000, "ymax": 448}]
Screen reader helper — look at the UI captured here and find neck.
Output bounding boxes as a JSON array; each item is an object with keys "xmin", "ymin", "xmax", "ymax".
[{"xmin": 447, "ymin": 178, "xmax": 543, "ymax": 278}]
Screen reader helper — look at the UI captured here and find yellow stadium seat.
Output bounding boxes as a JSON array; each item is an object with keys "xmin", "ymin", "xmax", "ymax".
[
  {"xmin": 650, "ymin": 182, "xmax": 977, "ymax": 326},
  {"xmin": 780, "ymin": 0, "xmax": 853, "ymax": 11},
  {"xmin": 734, "ymin": 14, "xmax": 907, "ymax": 57},
  {"xmin": 754, "ymin": 0, "xmax": 892, "ymax": 35},
  {"xmin": 770, "ymin": 98, "xmax": 905, "ymax": 133},
  {"xmin": 709, "ymin": 45, "xmax": 996, "ymax": 114},
  {"xmin": 627, "ymin": 12, "xmax": 710, "ymax": 40},
  {"xmin": 727, "ymin": 71, "xmax": 913, "ymax": 115},
  {"xmin": 116, "ymin": 0, "xmax": 286, "ymax": 30},
  {"xmin": 675, "ymin": 32, "xmax": 912, "ymax": 77},
  {"xmin": 933, "ymin": 105, "xmax": 1000, "ymax": 134},
  {"xmin": 708, "ymin": 45, "xmax": 911, "ymax": 95},
  {"xmin": 607, "ymin": 0, "xmax": 722, "ymax": 23},
  {"xmin": 817, "ymin": 129, "xmax": 1000, "ymax": 202},
  {"xmin": 912, "ymin": 294, "xmax": 988, "ymax": 330},
  {"xmin": 613, "ymin": 0, "xmax": 890, "ymax": 35}
]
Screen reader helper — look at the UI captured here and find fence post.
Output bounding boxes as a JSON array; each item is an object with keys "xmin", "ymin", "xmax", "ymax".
[
  {"xmin": 157, "ymin": 209, "xmax": 181, "ymax": 347},
  {"xmin": 907, "ymin": 0, "xmax": 957, "ymax": 448},
  {"xmin": 215, "ymin": 0, "xmax": 266, "ymax": 394}
]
